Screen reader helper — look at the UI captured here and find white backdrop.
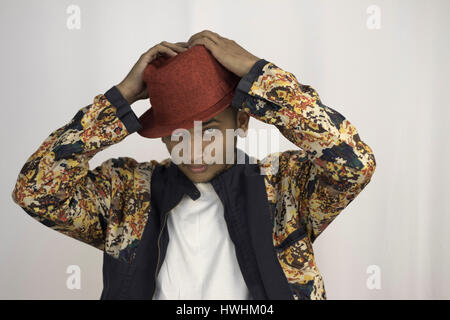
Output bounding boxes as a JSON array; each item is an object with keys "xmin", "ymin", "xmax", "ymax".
[{"xmin": 1, "ymin": 0, "xmax": 449, "ymax": 299}]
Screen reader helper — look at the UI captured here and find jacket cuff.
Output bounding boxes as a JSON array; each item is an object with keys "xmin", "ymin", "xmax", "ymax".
[
  {"xmin": 104, "ymin": 86, "xmax": 143, "ymax": 134},
  {"xmin": 231, "ymin": 59, "xmax": 270, "ymax": 110}
]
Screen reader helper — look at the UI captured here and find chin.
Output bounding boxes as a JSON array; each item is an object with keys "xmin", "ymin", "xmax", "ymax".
[
  {"xmin": 183, "ymin": 165, "xmax": 224, "ymax": 183},
  {"xmin": 192, "ymin": 177, "xmax": 211, "ymax": 183},
  {"xmin": 186, "ymin": 174, "xmax": 211, "ymax": 183}
]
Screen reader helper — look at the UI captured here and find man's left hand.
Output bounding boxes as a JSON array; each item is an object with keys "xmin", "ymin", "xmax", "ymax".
[{"xmin": 185, "ymin": 30, "xmax": 261, "ymax": 77}]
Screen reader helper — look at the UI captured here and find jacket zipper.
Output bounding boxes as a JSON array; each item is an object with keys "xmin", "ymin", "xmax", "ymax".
[{"xmin": 152, "ymin": 196, "xmax": 183, "ymax": 298}]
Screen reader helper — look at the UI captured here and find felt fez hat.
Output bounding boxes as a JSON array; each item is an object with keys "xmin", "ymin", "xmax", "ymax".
[{"xmin": 137, "ymin": 45, "xmax": 241, "ymax": 138}]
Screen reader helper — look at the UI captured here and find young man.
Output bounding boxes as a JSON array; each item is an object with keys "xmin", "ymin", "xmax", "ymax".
[{"xmin": 11, "ymin": 30, "xmax": 376, "ymax": 300}]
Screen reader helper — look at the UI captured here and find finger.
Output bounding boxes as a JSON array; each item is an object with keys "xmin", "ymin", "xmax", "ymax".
[
  {"xmin": 205, "ymin": 30, "xmax": 223, "ymax": 41},
  {"xmin": 142, "ymin": 43, "xmax": 177, "ymax": 60},
  {"xmin": 188, "ymin": 33, "xmax": 219, "ymax": 46},
  {"xmin": 188, "ymin": 37, "xmax": 218, "ymax": 54},
  {"xmin": 188, "ymin": 30, "xmax": 221, "ymax": 46},
  {"xmin": 146, "ymin": 45, "xmax": 178, "ymax": 62},
  {"xmin": 175, "ymin": 41, "xmax": 189, "ymax": 48},
  {"xmin": 161, "ymin": 41, "xmax": 188, "ymax": 53},
  {"xmin": 142, "ymin": 44, "xmax": 157, "ymax": 56}
]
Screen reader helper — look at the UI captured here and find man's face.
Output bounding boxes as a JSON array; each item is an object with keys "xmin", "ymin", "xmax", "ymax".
[{"xmin": 161, "ymin": 106, "xmax": 249, "ymax": 183}]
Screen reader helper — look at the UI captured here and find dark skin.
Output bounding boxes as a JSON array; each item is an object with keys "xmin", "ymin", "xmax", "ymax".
[
  {"xmin": 116, "ymin": 30, "xmax": 258, "ymax": 182},
  {"xmin": 161, "ymin": 106, "xmax": 249, "ymax": 183}
]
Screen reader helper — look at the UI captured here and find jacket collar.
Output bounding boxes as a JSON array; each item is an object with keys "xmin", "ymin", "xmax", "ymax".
[
  {"xmin": 165, "ymin": 147, "xmax": 259, "ymax": 202},
  {"xmin": 148, "ymin": 147, "xmax": 294, "ymax": 300}
]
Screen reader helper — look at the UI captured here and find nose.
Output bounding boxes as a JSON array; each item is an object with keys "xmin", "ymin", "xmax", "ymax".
[{"xmin": 188, "ymin": 132, "xmax": 205, "ymax": 165}]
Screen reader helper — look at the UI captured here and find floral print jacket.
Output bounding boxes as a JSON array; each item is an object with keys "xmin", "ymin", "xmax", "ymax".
[{"xmin": 11, "ymin": 58, "xmax": 376, "ymax": 299}]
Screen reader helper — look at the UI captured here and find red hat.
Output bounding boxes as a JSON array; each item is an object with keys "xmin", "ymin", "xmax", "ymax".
[{"xmin": 137, "ymin": 45, "xmax": 241, "ymax": 138}]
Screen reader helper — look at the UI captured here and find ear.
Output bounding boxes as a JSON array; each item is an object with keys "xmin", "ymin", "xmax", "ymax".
[{"xmin": 236, "ymin": 110, "xmax": 249, "ymax": 135}]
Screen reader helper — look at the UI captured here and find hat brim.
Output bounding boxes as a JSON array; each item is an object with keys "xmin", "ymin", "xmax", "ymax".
[{"xmin": 137, "ymin": 88, "xmax": 237, "ymax": 139}]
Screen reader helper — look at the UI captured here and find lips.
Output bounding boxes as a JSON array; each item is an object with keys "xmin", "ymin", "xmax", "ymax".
[{"xmin": 186, "ymin": 164, "xmax": 208, "ymax": 173}]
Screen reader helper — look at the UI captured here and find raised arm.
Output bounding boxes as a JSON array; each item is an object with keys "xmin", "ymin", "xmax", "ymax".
[
  {"xmin": 11, "ymin": 41, "xmax": 188, "ymax": 250},
  {"xmin": 11, "ymin": 86, "xmax": 142, "ymax": 249},
  {"xmin": 232, "ymin": 59, "xmax": 377, "ymax": 243}
]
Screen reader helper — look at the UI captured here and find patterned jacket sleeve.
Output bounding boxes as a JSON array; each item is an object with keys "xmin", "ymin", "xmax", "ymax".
[
  {"xmin": 231, "ymin": 59, "xmax": 377, "ymax": 243},
  {"xmin": 11, "ymin": 86, "xmax": 143, "ymax": 250}
]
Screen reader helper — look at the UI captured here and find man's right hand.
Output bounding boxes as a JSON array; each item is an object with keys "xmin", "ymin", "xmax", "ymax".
[{"xmin": 116, "ymin": 41, "xmax": 188, "ymax": 105}]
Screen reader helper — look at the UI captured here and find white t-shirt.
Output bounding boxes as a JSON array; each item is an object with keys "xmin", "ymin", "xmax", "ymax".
[{"xmin": 152, "ymin": 181, "xmax": 251, "ymax": 300}]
